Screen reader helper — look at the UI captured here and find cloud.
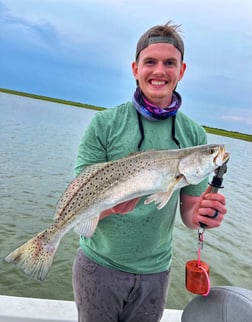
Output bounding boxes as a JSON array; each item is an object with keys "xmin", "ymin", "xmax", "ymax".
[
  {"xmin": 221, "ymin": 115, "xmax": 252, "ymax": 124},
  {"xmin": 1, "ymin": 0, "xmax": 252, "ymax": 133},
  {"xmin": 0, "ymin": 4, "xmax": 61, "ymax": 49}
]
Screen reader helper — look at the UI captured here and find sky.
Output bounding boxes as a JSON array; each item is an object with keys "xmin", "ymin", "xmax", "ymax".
[{"xmin": 1, "ymin": 0, "xmax": 252, "ymax": 134}]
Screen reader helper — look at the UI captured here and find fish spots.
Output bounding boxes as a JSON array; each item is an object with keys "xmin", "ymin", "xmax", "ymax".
[{"xmin": 33, "ymin": 236, "xmax": 45, "ymax": 257}]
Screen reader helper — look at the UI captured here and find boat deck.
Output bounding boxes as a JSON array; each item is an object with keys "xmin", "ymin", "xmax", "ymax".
[{"xmin": 0, "ymin": 295, "xmax": 182, "ymax": 322}]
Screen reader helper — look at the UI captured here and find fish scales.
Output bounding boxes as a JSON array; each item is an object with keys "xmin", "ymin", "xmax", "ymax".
[
  {"xmin": 5, "ymin": 144, "xmax": 230, "ymax": 280},
  {"xmin": 54, "ymin": 151, "xmax": 164, "ymax": 225}
]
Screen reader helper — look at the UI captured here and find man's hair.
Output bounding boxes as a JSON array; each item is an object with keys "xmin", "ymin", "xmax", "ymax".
[{"xmin": 135, "ymin": 21, "xmax": 184, "ymax": 61}]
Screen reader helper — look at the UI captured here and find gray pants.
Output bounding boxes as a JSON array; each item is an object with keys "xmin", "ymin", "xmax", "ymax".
[{"xmin": 72, "ymin": 248, "xmax": 170, "ymax": 322}]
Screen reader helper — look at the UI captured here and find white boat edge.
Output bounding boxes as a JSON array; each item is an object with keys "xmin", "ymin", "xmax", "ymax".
[{"xmin": 0, "ymin": 295, "xmax": 182, "ymax": 322}]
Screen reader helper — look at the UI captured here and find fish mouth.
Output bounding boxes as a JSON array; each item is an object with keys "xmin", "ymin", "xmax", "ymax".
[{"xmin": 214, "ymin": 145, "xmax": 230, "ymax": 166}]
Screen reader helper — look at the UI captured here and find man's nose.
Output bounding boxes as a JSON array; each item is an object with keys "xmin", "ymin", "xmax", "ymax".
[{"xmin": 153, "ymin": 62, "xmax": 166, "ymax": 75}]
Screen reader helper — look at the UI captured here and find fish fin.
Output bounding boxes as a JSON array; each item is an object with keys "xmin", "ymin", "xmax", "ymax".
[
  {"xmin": 4, "ymin": 230, "xmax": 59, "ymax": 281},
  {"xmin": 144, "ymin": 175, "xmax": 184, "ymax": 210},
  {"xmin": 144, "ymin": 191, "xmax": 173, "ymax": 210},
  {"xmin": 74, "ymin": 216, "xmax": 99, "ymax": 237}
]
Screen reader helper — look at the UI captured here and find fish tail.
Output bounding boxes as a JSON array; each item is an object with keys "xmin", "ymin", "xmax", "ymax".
[{"xmin": 4, "ymin": 230, "xmax": 60, "ymax": 281}]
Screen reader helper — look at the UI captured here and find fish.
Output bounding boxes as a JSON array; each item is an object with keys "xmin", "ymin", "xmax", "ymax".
[{"xmin": 5, "ymin": 144, "xmax": 230, "ymax": 281}]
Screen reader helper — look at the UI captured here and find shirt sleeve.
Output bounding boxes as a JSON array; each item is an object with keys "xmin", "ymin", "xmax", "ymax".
[{"xmin": 74, "ymin": 112, "xmax": 108, "ymax": 177}]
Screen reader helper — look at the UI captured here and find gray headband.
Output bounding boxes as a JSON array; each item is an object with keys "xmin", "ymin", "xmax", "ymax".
[
  {"xmin": 147, "ymin": 36, "xmax": 183, "ymax": 57},
  {"xmin": 136, "ymin": 33, "xmax": 184, "ymax": 60}
]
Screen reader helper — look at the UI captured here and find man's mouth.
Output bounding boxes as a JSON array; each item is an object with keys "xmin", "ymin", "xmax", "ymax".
[{"xmin": 150, "ymin": 80, "xmax": 167, "ymax": 86}]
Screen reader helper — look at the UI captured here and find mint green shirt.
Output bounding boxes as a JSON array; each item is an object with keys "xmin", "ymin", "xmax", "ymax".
[{"xmin": 75, "ymin": 102, "xmax": 207, "ymax": 274}]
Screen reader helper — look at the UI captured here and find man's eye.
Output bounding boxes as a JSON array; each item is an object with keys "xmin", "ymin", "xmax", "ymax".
[
  {"xmin": 165, "ymin": 60, "xmax": 176, "ymax": 66},
  {"xmin": 145, "ymin": 60, "xmax": 155, "ymax": 65}
]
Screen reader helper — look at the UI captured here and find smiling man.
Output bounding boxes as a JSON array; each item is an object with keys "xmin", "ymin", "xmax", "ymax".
[
  {"xmin": 132, "ymin": 30, "xmax": 186, "ymax": 108},
  {"xmin": 72, "ymin": 22, "xmax": 227, "ymax": 322}
]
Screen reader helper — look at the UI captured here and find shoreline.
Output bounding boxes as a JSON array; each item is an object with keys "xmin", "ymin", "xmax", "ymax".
[{"xmin": 1, "ymin": 87, "xmax": 251, "ymax": 142}]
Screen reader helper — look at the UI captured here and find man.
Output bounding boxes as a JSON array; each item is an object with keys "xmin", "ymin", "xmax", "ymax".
[{"xmin": 72, "ymin": 22, "xmax": 227, "ymax": 322}]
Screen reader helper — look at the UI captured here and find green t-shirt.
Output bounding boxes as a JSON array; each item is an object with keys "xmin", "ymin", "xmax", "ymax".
[{"xmin": 75, "ymin": 102, "xmax": 207, "ymax": 274}]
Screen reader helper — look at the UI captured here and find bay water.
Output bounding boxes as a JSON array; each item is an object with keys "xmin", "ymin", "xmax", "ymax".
[{"xmin": 0, "ymin": 92, "xmax": 251, "ymax": 309}]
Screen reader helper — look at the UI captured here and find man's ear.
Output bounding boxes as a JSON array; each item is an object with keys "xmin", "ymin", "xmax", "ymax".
[
  {"xmin": 132, "ymin": 61, "xmax": 138, "ymax": 80},
  {"xmin": 178, "ymin": 62, "xmax": 186, "ymax": 81}
]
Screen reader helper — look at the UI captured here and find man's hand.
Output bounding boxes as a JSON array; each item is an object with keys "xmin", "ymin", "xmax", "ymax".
[
  {"xmin": 100, "ymin": 198, "xmax": 140, "ymax": 220},
  {"xmin": 180, "ymin": 186, "xmax": 227, "ymax": 229},
  {"xmin": 194, "ymin": 186, "xmax": 227, "ymax": 228}
]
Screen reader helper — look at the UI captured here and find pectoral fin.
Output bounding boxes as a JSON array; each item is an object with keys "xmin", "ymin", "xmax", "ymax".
[
  {"xmin": 74, "ymin": 216, "xmax": 100, "ymax": 237},
  {"xmin": 144, "ymin": 174, "xmax": 184, "ymax": 210}
]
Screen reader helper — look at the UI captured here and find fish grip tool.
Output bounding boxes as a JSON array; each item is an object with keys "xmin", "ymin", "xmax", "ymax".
[
  {"xmin": 185, "ymin": 159, "xmax": 229, "ymax": 296},
  {"xmin": 199, "ymin": 159, "xmax": 229, "ymax": 228},
  {"xmin": 209, "ymin": 159, "xmax": 228, "ymax": 192}
]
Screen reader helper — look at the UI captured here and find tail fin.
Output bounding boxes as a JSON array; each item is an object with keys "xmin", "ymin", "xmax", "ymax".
[{"xmin": 5, "ymin": 230, "xmax": 60, "ymax": 281}]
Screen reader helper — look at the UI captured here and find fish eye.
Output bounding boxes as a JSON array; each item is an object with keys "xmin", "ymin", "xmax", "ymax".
[{"xmin": 208, "ymin": 148, "xmax": 216, "ymax": 154}]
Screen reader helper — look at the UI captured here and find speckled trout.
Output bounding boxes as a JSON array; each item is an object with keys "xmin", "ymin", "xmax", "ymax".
[{"xmin": 5, "ymin": 144, "xmax": 229, "ymax": 281}]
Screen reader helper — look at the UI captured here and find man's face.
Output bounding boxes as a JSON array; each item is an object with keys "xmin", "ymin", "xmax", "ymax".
[{"xmin": 132, "ymin": 43, "xmax": 186, "ymax": 108}]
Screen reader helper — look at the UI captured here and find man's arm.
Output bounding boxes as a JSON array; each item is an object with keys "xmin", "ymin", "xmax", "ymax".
[{"xmin": 99, "ymin": 198, "xmax": 140, "ymax": 219}]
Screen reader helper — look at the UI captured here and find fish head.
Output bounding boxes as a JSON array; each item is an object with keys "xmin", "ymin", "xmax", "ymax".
[{"xmin": 178, "ymin": 144, "xmax": 230, "ymax": 185}]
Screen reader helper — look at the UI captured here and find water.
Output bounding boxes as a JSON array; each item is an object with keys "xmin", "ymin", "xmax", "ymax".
[{"xmin": 0, "ymin": 92, "xmax": 251, "ymax": 309}]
